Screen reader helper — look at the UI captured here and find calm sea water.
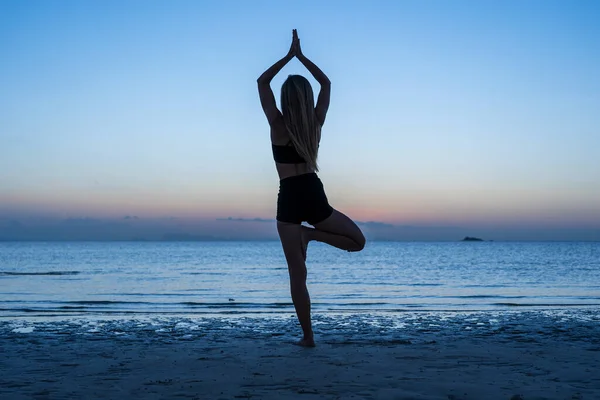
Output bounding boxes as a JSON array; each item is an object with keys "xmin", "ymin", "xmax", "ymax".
[{"xmin": 1, "ymin": 241, "xmax": 599, "ymax": 318}]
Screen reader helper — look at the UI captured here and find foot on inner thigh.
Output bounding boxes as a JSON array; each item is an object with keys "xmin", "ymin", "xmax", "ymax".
[{"xmin": 300, "ymin": 226, "xmax": 312, "ymax": 261}]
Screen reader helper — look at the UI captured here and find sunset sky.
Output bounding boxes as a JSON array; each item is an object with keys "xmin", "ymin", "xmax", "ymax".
[{"xmin": 1, "ymin": 0, "xmax": 599, "ymax": 240}]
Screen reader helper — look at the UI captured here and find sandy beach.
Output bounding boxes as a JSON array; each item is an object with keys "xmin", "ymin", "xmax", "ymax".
[{"xmin": 1, "ymin": 312, "xmax": 599, "ymax": 399}]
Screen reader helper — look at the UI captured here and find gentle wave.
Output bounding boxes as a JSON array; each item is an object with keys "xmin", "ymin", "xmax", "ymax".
[
  {"xmin": 3, "ymin": 303, "xmax": 600, "ymax": 317},
  {"xmin": 494, "ymin": 303, "xmax": 600, "ymax": 307},
  {"xmin": 90, "ymin": 293, "xmax": 213, "ymax": 297},
  {"xmin": 463, "ymin": 284, "xmax": 509, "ymax": 288},
  {"xmin": 409, "ymin": 283, "xmax": 444, "ymax": 287},
  {"xmin": 64, "ymin": 301, "xmax": 150, "ymax": 305},
  {"xmin": 187, "ymin": 272, "xmax": 227, "ymax": 276},
  {"xmin": 2, "ymin": 300, "xmax": 600, "ymax": 313},
  {"xmin": 0, "ymin": 271, "xmax": 80, "ymax": 276},
  {"xmin": 452, "ymin": 295, "xmax": 527, "ymax": 299},
  {"xmin": 0, "ymin": 309, "xmax": 291, "ymax": 315}
]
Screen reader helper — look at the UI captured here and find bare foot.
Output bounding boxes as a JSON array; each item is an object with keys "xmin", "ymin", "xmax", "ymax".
[{"xmin": 294, "ymin": 337, "xmax": 316, "ymax": 348}]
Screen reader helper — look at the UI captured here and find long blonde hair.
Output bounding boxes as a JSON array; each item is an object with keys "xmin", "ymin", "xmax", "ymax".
[{"xmin": 281, "ymin": 75, "xmax": 321, "ymax": 172}]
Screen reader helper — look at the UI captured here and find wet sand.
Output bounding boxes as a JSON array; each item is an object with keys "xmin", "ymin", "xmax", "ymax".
[{"xmin": 1, "ymin": 312, "xmax": 599, "ymax": 399}]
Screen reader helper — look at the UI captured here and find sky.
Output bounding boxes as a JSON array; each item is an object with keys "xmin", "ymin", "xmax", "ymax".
[{"xmin": 1, "ymin": 0, "xmax": 599, "ymax": 241}]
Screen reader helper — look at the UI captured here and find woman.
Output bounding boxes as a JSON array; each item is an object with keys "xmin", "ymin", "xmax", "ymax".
[{"xmin": 257, "ymin": 30, "xmax": 366, "ymax": 347}]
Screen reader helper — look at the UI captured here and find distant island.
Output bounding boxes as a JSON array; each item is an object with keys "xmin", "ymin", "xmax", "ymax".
[{"xmin": 461, "ymin": 236, "xmax": 484, "ymax": 242}]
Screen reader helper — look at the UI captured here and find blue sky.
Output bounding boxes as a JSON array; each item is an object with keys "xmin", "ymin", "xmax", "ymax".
[{"xmin": 1, "ymin": 0, "xmax": 599, "ymax": 240}]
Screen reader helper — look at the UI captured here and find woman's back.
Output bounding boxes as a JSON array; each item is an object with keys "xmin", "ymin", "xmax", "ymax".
[{"xmin": 271, "ymin": 116, "xmax": 316, "ymax": 180}]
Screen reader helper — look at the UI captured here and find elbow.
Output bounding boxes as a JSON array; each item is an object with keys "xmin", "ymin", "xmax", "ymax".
[{"xmin": 321, "ymin": 79, "xmax": 331, "ymax": 87}]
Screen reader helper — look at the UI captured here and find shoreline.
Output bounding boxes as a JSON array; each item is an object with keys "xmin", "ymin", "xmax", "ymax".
[
  {"xmin": 2, "ymin": 311, "xmax": 599, "ymax": 399},
  {"xmin": 3, "ymin": 304, "xmax": 600, "ymax": 320},
  {"xmin": 3, "ymin": 309, "xmax": 599, "ymax": 338}
]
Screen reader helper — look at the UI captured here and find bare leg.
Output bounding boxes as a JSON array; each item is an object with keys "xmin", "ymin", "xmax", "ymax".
[
  {"xmin": 277, "ymin": 221, "xmax": 315, "ymax": 347},
  {"xmin": 302, "ymin": 209, "xmax": 366, "ymax": 252}
]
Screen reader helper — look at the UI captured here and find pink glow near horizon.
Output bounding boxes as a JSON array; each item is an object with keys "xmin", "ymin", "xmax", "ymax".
[{"xmin": 2, "ymin": 191, "xmax": 599, "ymax": 230}]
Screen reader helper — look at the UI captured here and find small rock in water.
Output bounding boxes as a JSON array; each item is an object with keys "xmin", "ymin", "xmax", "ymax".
[{"xmin": 228, "ymin": 298, "xmax": 235, "ymax": 302}]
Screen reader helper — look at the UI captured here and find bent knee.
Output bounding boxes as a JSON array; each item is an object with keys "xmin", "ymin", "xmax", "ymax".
[{"xmin": 350, "ymin": 234, "xmax": 366, "ymax": 252}]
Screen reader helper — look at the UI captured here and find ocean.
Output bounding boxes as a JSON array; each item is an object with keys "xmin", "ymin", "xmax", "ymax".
[{"xmin": 1, "ymin": 241, "xmax": 599, "ymax": 319}]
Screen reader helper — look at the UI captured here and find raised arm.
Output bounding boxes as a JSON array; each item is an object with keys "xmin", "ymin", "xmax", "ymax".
[
  {"xmin": 257, "ymin": 31, "xmax": 297, "ymax": 125},
  {"xmin": 295, "ymin": 37, "xmax": 331, "ymax": 125}
]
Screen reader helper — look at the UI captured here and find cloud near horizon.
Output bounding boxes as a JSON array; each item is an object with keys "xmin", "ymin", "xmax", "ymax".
[
  {"xmin": 0, "ymin": 216, "xmax": 597, "ymax": 242},
  {"xmin": 217, "ymin": 217, "xmax": 275, "ymax": 223}
]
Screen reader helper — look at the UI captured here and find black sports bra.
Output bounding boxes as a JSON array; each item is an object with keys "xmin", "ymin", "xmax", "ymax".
[{"xmin": 272, "ymin": 141, "xmax": 305, "ymax": 164}]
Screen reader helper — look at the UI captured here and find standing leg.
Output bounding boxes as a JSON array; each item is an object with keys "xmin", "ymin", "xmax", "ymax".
[{"xmin": 277, "ymin": 221, "xmax": 315, "ymax": 347}]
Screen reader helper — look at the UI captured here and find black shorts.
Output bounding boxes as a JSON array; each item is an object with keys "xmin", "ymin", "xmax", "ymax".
[{"xmin": 276, "ymin": 173, "xmax": 334, "ymax": 225}]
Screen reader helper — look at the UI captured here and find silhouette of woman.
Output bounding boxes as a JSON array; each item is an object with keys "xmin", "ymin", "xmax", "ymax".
[{"xmin": 257, "ymin": 29, "xmax": 366, "ymax": 347}]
